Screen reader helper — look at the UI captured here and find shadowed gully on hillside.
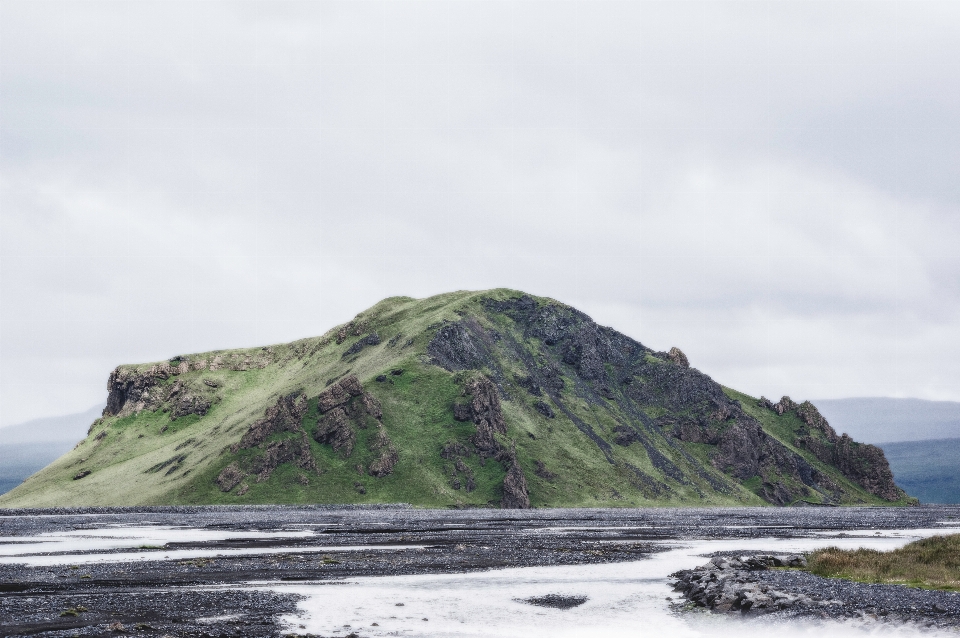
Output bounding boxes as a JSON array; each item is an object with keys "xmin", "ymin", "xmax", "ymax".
[{"xmin": 0, "ymin": 290, "xmax": 911, "ymax": 508}]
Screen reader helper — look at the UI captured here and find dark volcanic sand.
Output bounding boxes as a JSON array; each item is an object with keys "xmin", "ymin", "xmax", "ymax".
[{"xmin": 1, "ymin": 505, "xmax": 959, "ymax": 637}]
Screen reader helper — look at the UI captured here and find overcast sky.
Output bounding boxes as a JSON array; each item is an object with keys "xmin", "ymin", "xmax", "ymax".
[{"xmin": 2, "ymin": 1, "xmax": 959, "ymax": 428}]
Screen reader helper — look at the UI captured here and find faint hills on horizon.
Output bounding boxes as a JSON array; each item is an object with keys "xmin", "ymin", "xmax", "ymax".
[
  {"xmin": 0, "ymin": 405, "xmax": 103, "ymax": 496},
  {"xmin": 813, "ymin": 397, "xmax": 960, "ymax": 444}
]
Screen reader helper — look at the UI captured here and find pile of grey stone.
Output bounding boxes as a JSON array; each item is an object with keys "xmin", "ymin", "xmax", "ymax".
[{"xmin": 671, "ymin": 554, "xmax": 840, "ymax": 614}]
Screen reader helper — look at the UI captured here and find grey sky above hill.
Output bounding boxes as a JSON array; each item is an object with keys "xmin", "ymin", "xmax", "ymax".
[
  {"xmin": 2, "ymin": 2, "xmax": 959, "ymax": 426},
  {"xmin": 814, "ymin": 398, "xmax": 960, "ymax": 445}
]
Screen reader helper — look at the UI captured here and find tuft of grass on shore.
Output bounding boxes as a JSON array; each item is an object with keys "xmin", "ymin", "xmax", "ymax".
[{"xmin": 807, "ymin": 534, "xmax": 960, "ymax": 590}]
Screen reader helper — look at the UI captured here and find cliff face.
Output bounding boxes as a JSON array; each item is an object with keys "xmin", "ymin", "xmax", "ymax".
[{"xmin": 0, "ymin": 289, "xmax": 911, "ymax": 508}]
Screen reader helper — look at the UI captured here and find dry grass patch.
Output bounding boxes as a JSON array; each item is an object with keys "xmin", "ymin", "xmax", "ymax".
[{"xmin": 807, "ymin": 534, "xmax": 960, "ymax": 590}]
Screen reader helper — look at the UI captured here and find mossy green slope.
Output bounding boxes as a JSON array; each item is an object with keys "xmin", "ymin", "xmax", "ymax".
[{"xmin": 0, "ymin": 289, "xmax": 912, "ymax": 508}]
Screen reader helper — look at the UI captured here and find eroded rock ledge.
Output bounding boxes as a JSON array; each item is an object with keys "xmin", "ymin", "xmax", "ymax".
[
  {"xmin": 758, "ymin": 396, "xmax": 900, "ymax": 501},
  {"xmin": 217, "ymin": 375, "xmax": 398, "ymax": 494},
  {"xmin": 451, "ymin": 375, "xmax": 530, "ymax": 509}
]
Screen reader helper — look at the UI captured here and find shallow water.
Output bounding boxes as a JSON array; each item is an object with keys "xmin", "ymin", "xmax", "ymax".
[
  {"xmin": 4, "ymin": 507, "xmax": 960, "ymax": 636},
  {"xmin": 0, "ymin": 524, "xmax": 425, "ymax": 566},
  {"xmin": 274, "ymin": 529, "xmax": 960, "ymax": 638}
]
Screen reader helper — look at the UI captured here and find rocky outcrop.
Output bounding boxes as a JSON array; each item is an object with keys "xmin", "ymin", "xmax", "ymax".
[
  {"xmin": 461, "ymin": 377, "xmax": 508, "ymax": 457},
  {"xmin": 667, "ymin": 347, "xmax": 689, "ymax": 368},
  {"xmin": 218, "ymin": 376, "xmax": 399, "ymax": 493},
  {"xmin": 216, "ymin": 463, "xmax": 244, "ymax": 492},
  {"xmin": 104, "ymin": 356, "xmax": 256, "ymax": 420},
  {"xmin": 449, "ymin": 375, "xmax": 530, "ymax": 508},
  {"xmin": 219, "ymin": 392, "xmax": 318, "ymax": 491},
  {"xmin": 427, "ymin": 321, "xmax": 492, "ymax": 371},
  {"xmin": 312, "ymin": 375, "xmax": 398, "ymax": 478},
  {"xmin": 342, "ymin": 332, "xmax": 381, "ymax": 359},
  {"xmin": 367, "ymin": 425, "xmax": 399, "ymax": 478},
  {"xmin": 104, "ymin": 367, "xmax": 161, "ymax": 417},
  {"xmin": 797, "ymin": 432, "xmax": 900, "ymax": 501},
  {"xmin": 758, "ymin": 397, "xmax": 901, "ymax": 501},
  {"xmin": 672, "ymin": 554, "xmax": 816, "ymax": 614},
  {"xmin": 314, "ymin": 407, "xmax": 357, "ymax": 456},
  {"xmin": 251, "ymin": 435, "xmax": 317, "ymax": 482},
  {"xmin": 335, "ymin": 318, "xmax": 369, "ymax": 345},
  {"xmin": 316, "ymin": 375, "xmax": 365, "ymax": 412},
  {"xmin": 501, "ymin": 453, "xmax": 531, "ymax": 509},
  {"xmin": 236, "ymin": 392, "xmax": 309, "ymax": 450}
]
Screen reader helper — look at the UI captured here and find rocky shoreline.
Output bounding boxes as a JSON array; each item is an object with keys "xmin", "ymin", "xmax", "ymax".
[
  {"xmin": 672, "ymin": 552, "xmax": 960, "ymax": 630},
  {"xmin": 4, "ymin": 506, "xmax": 960, "ymax": 636}
]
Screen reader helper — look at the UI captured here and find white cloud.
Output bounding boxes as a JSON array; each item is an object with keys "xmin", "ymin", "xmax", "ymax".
[{"xmin": 2, "ymin": 1, "xmax": 959, "ymax": 426}]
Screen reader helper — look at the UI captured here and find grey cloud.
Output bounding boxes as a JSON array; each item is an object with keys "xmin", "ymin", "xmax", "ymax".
[{"xmin": 1, "ymin": 0, "xmax": 959, "ymax": 427}]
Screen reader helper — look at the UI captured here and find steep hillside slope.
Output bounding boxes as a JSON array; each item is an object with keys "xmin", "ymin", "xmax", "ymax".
[{"xmin": 0, "ymin": 290, "xmax": 911, "ymax": 508}]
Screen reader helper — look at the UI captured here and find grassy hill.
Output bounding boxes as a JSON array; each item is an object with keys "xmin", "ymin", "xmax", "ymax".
[{"xmin": 0, "ymin": 290, "xmax": 912, "ymax": 508}]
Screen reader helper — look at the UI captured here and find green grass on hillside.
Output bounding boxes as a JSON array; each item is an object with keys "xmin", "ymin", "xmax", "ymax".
[
  {"xmin": 0, "ymin": 288, "xmax": 913, "ymax": 508},
  {"xmin": 806, "ymin": 535, "xmax": 960, "ymax": 590}
]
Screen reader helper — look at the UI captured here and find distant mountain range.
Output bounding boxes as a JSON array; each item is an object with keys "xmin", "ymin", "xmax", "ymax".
[
  {"xmin": 807, "ymin": 398, "xmax": 960, "ymax": 504},
  {"xmin": 814, "ymin": 398, "xmax": 960, "ymax": 444},
  {"xmin": 878, "ymin": 439, "xmax": 960, "ymax": 505},
  {"xmin": 0, "ymin": 406, "xmax": 103, "ymax": 495}
]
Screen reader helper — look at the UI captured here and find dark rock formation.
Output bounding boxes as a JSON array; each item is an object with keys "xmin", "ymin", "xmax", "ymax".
[
  {"xmin": 219, "ymin": 375, "xmax": 399, "ymax": 493},
  {"xmin": 501, "ymin": 451, "xmax": 531, "ymax": 509},
  {"xmin": 461, "ymin": 377, "xmax": 508, "ymax": 457},
  {"xmin": 533, "ymin": 400, "xmax": 555, "ymax": 419},
  {"xmin": 520, "ymin": 595, "xmax": 588, "ymax": 610},
  {"xmin": 672, "ymin": 554, "xmax": 813, "ymax": 614},
  {"xmin": 367, "ymin": 426, "xmax": 399, "ymax": 478},
  {"xmin": 758, "ymin": 397, "xmax": 900, "ymax": 501},
  {"xmin": 342, "ymin": 332, "xmax": 381, "ymax": 359},
  {"xmin": 450, "ymin": 375, "xmax": 530, "ymax": 508},
  {"xmin": 236, "ymin": 392, "xmax": 309, "ymax": 450},
  {"xmin": 316, "ymin": 375, "xmax": 364, "ymax": 413},
  {"xmin": 427, "ymin": 322, "xmax": 491, "ymax": 371},
  {"xmin": 447, "ymin": 457, "xmax": 477, "ymax": 492},
  {"xmin": 313, "ymin": 375, "xmax": 397, "ymax": 477},
  {"xmin": 773, "ymin": 395, "xmax": 798, "ymax": 416},
  {"xmin": 216, "ymin": 463, "xmax": 244, "ymax": 492},
  {"xmin": 667, "ymin": 347, "xmax": 690, "ymax": 368},
  {"xmin": 441, "ymin": 441, "xmax": 470, "ymax": 459},
  {"xmin": 105, "ymin": 355, "xmax": 269, "ymax": 418},
  {"xmin": 252, "ymin": 435, "xmax": 316, "ymax": 482},
  {"xmin": 472, "ymin": 293, "xmax": 903, "ymax": 505},
  {"xmin": 314, "ymin": 407, "xmax": 357, "ymax": 456},
  {"xmin": 221, "ymin": 392, "xmax": 318, "ymax": 491},
  {"xmin": 168, "ymin": 381, "xmax": 211, "ymax": 420},
  {"xmin": 104, "ymin": 367, "xmax": 160, "ymax": 417},
  {"xmin": 613, "ymin": 425, "xmax": 639, "ymax": 446}
]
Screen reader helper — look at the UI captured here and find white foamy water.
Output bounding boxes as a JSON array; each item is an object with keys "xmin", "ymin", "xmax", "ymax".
[
  {"xmin": 274, "ymin": 529, "xmax": 960, "ymax": 638},
  {"xmin": 0, "ymin": 524, "xmax": 424, "ymax": 566}
]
